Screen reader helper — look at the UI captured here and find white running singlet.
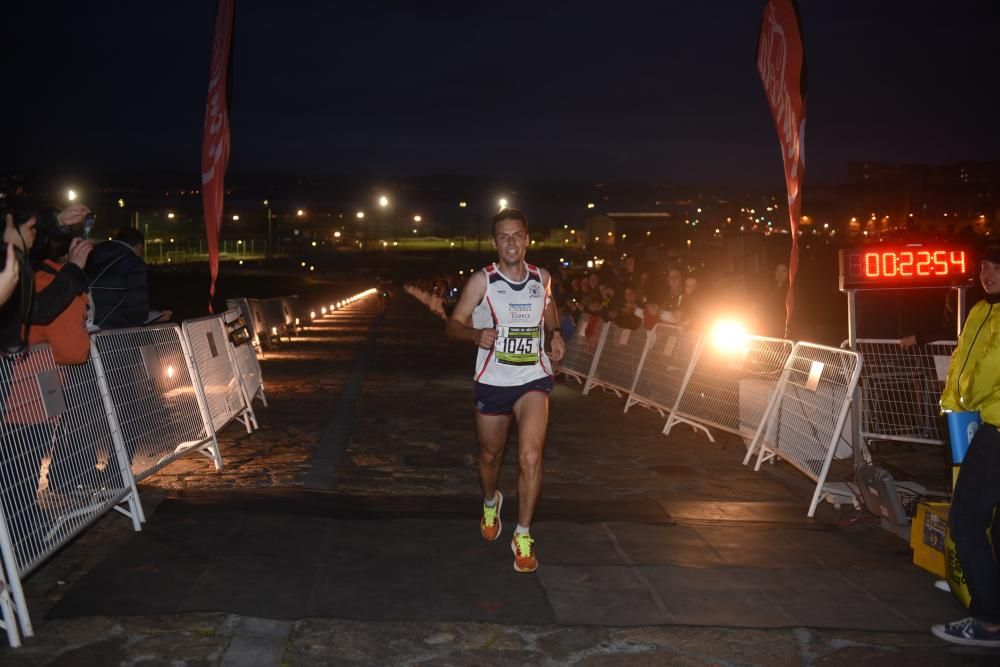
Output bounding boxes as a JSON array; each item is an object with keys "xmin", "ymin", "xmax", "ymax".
[{"xmin": 471, "ymin": 262, "xmax": 552, "ymax": 386}]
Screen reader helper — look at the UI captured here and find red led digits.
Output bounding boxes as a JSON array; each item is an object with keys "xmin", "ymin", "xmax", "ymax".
[
  {"xmin": 951, "ymin": 250, "xmax": 966, "ymax": 273},
  {"xmin": 842, "ymin": 246, "xmax": 972, "ymax": 289},
  {"xmin": 864, "ymin": 252, "xmax": 879, "ymax": 277},
  {"xmin": 916, "ymin": 251, "xmax": 932, "ymax": 276},
  {"xmin": 899, "ymin": 251, "xmax": 914, "ymax": 276}
]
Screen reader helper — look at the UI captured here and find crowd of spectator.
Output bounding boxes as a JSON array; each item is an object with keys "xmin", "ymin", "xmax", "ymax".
[
  {"xmin": 408, "ymin": 253, "xmax": 793, "ymax": 341},
  {"xmin": 0, "ymin": 194, "xmax": 172, "ymax": 533}
]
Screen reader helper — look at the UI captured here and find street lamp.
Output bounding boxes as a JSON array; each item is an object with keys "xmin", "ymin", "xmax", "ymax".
[
  {"xmin": 498, "ymin": 197, "xmax": 508, "ymax": 210},
  {"xmin": 67, "ymin": 189, "xmax": 78, "ymax": 202},
  {"xmin": 377, "ymin": 195, "xmax": 390, "ymax": 246},
  {"xmin": 264, "ymin": 200, "xmax": 274, "ymax": 261}
]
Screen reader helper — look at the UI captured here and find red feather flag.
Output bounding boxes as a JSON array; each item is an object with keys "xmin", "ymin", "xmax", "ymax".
[
  {"xmin": 201, "ymin": 0, "xmax": 235, "ymax": 312},
  {"xmin": 757, "ymin": 0, "xmax": 806, "ymax": 337}
]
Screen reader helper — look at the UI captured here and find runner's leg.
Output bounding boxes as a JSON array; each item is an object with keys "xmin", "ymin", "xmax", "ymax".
[
  {"xmin": 512, "ymin": 390, "xmax": 549, "ymax": 527},
  {"xmin": 476, "ymin": 412, "xmax": 511, "ymax": 502}
]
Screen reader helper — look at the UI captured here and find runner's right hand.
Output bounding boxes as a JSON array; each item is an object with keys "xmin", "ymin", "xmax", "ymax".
[{"xmin": 475, "ymin": 327, "xmax": 498, "ymax": 350}]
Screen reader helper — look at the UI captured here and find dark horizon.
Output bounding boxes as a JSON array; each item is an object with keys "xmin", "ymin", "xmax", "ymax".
[{"xmin": 9, "ymin": 2, "xmax": 1000, "ymax": 189}]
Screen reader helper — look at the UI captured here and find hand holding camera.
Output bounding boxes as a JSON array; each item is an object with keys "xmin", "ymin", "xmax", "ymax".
[
  {"xmin": 67, "ymin": 237, "xmax": 95, "ymax": 269},
  {"xmin": 0, "ymin": 242, "xmax": 20, "ymax": 307}
]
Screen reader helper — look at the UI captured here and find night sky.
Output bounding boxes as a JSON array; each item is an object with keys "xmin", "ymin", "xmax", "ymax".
[{"xmin": 9, "ymin": 1, "xmax": 999, "ymax": 187}]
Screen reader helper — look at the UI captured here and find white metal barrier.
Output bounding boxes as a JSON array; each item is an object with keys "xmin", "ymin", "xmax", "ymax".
[
  {"xmin": 586, "ymin": 322, "xmax": 651, "ymax": 397},
  {"xmin": 91, "ymin": 325, "xmax": 222, "ymax": 481},
  {"xmin": 664, "ymin": 335, "xmax": 793, "ymax": 445},
  {"xmin": 226, "ymin": 297, "xmax": 263, "ymax": 349},
  {"xmin": 223, "ymin": 309, "xmax": 267, "ymax": 408},
  {"xmin": 844, "ymin": 338, "xmax": 955, "ymax": 447},
  {"xmin": 750, "ymin": 342, "xmax": 862, "ymax": 517},
  {"xmin": 625, "ymin": 324, "xmax": 702, "ymax": 416},
  {"xmin": 182, "ymin": 315, "xmax": 257, "ymax": 434},
  {"xmin": 556, "ymin": 314, "xmax": 609, "ymax": 385},
  {"xmin": 0, "ymin": 342, "xmax": 143, "ymax": 644}
]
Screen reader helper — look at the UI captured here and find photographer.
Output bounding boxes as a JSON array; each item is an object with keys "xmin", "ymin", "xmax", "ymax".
[{"xmin": 0, "ymin": 204, "xmax": 93, "ymax": 354}]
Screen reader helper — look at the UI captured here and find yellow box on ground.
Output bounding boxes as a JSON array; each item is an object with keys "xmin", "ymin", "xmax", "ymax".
[{"xmin": 910, "ymin": 501, "xmax": 949, "ymax": 577}]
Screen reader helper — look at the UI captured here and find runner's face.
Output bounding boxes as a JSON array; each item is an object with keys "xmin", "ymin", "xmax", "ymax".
[{"xmin": 492, "ymin": 218, "xmax": 529, "ymax": 264}]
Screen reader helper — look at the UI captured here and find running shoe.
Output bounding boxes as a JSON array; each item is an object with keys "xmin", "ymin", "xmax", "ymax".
[
  {"xmin": 931, "ymin": 616, "xmax": 1000, "ymax": 647},
  {"xmin": 511, "ymin": 532, "xmax": 538, "ymax": 573},
  {"xmin": 480, "ymin": 491, "xmax": 503, "ymax": 541}
]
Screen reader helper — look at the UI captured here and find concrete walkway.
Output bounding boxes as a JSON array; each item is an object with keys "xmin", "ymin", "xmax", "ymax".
[{"xmin": 1, "ymin": 289, "xmax": 995, "ymax": 666}]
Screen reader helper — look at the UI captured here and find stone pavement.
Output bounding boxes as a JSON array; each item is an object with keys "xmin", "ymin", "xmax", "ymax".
[{"xmin": 1, "ymin": 288, "xmax": 996, "ymax": 666}]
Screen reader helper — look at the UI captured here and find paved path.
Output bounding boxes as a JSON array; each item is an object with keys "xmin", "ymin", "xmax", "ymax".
[{"xmin": 2, "ymin": 289, "xmax": 995, "ymax": 666}]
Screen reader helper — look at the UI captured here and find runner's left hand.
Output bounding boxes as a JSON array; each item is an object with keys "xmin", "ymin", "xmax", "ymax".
[{"xmin": 550, "ymin": 333, "xmax": 565, "ymax": 362}]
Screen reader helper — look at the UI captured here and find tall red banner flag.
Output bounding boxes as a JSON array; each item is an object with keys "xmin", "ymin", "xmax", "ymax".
[
  {"xmin": 757, "ymin": 0, "xmax": 806, "ymax": 337},
  {"xmin": 201, "ymin": 0, "xmax": 235, "ymax": 311}
]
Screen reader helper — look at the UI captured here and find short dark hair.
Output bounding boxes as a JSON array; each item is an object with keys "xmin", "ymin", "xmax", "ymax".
[
  {"xmin": 114, "ymin": 227, "xmax": 144, "ymax": 247},
  {"xmin": 492, "ymin": 208, "xmax": 528, "ymax": 235}
]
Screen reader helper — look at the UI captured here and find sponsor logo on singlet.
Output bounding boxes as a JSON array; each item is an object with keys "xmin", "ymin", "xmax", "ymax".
[
  {"xmin": 529, "ymin": 283, "xmax": 542, "ymax": 298},
  {"xmin": 509, "ymin": 303, "xmax": 532, "ymax": 320}
]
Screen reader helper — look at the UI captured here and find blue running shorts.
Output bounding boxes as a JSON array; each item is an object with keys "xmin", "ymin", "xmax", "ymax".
[{"xmin": 474, "ymin": 376, "xmax": 554, "ymax": 416}]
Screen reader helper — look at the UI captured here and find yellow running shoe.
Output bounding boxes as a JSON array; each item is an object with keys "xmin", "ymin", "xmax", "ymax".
[
  {"xmin": 480, "ymin": 491, "xmax": 503, "ymax": 541},
  {"xmin": 511, "ymin": 531, "xmax": 538, "ymax": 573}
]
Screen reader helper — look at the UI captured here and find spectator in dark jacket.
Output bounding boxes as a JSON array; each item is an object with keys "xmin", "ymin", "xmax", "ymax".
[
  {"xmin": 87, "ymin": 227, "xmax": 170, "ymax": 329},
  {"xmin": 0, "ymin": 208, "xmax": 91, "ymax": 354}
]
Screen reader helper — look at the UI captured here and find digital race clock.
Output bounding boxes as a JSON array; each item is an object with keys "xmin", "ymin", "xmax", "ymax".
[{"xmin": 838, "ymin": 244, "xmax": 975, "ymax": 290}]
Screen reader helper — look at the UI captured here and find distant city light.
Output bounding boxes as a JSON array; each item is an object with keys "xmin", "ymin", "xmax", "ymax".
[
  {"xmin": 167, "ymin": 212, "xmax": 175, "ymax": 219},
  {"xmin": 297, "ymin": 209, "xmax": 305, "ymax": 217},
  {"xmin": 356, "ymin": 211, "xmax": 365, "ymax": 219},
  {"xmin": 117, "ymin": 198, "xmax": 125, "ymax": 208},
  {"xmin": 413, "ymin": 215, "xmax": 422, "ymax": 223},
  {"xmin": 232, "ymin": 214, "xmax": 239, "ymax": 221},
  {"xmin": 334, "ymin": 231, "xmax": 342, "ymax": 238},
  {"xmin": 378, "ymin": 195, "xmax": 389, "ymax": 208},
  {"xmin": 587, "ymin": 202, "xmax": 595, "ymax": 209},
  {"xmin": 458, "ymin": 201, "xmax": 467, "ymax": 208},
  {"xmin": 311, "ymin": 241, "xmax": 317, "ymax": 246}
]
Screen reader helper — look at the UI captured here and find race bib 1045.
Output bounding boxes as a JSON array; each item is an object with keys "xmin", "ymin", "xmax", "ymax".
[{"xmin": 496, "ymin": 326, "xmax": 540, "ymax": 366}]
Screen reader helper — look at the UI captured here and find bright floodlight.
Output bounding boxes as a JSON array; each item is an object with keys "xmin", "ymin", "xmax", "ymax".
[
  {"xmin": 356, "ymin": 211, "xmax": 365, "ymax": 219},
  {"xmin": 710, "ymin": 319, "xmax": 749, "ymax": 353},
  {"xmin": 498, "ymin": 198, "xmax": 508, "ymax": 209},
  {"xmin": 167, "ymin": 212, "xmax": 175, "ymax": 219},
  {"xmin": 67, "ymin": 189, "xmax": 77, "ymax": 201},
  {"xmin": 297, "ymin": 209, "xmax": 305, "ymax": 217},
  {"xmin": 378, "ymin": 195, "xmax": 389, "ymax": 208},
  {"xmin": 413, "ymin": 215, "xmax": 422, "ymax": 223}
]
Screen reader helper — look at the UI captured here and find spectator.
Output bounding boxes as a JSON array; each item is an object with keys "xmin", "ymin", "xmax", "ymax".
[
  {"xmin": 659, "ymin": 267, "xmax": 684, "ymax": 312},
  {"xmin": 677, "ymin": 274, "xmax": 708, "ymax": 329},
  {"xmin": 934, "ymin": 245, "xmax": 1000, "ymax": 647},
  {"xmin": 87, "ymin": 227, "xmax": 171, "ymax": 329},
  {"xmin": 0, "ymin": 206, "xmax": 90, "ymax": 355},
  {"xmin": 1, "ymin": 209, "xmax": 93, "ymax": 531},
  {"xmin": 613, "ymin": 286, "xmax": 643, "ymax": 330},
  {"xmin": 0, "ymin": 237, "xmax": 19, "ymax": 308}
]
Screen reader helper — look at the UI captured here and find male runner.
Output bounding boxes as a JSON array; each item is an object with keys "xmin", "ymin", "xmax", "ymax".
[{"xmin": 446, "ymin": 208, "xmax": 565, "ymax": 572}]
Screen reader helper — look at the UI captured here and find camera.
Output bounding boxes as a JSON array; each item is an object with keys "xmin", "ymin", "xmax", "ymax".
[{"xmin": 83, "ymin": 214, "xmax": 95, "ymax": 239}]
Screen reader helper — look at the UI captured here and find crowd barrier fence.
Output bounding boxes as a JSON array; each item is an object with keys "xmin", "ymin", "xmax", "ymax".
[
  {"xmin": 842, "ymin": 338, "xmax": 955, "ymax": 447},
  {"xmin": 182, "ymin": 315, "xmax": 257, "ymax": 435},
  {"xmin": 0, "ymin": 288, "xmax": 386, "ymax": 647},
  {"xmin": 625, "ymin": 323, "xmax": 702, "ymax": 417},
  {"xmin": 226, "ymin": 297, "xmax": 264, "ymax": 350},
  {"xmin": 556, "ymin": 314, "xmax": 608, "ymax": 385},
  {"xmin": 223, "ymin": 309, "xmax": 267, "ymax": 409},
  {"xmin": 750, "ymin": 342, "xmax": 862, "ymax": 517},
  {"xmin": 91, "ymin": 325, "xmax": 221, "ymax": 482},
  {"xmin": 664, "ymin": 335, "xmax": 793, "ymax": 447},
  {"xmin": 0, "ymin": 342, "xmax": 143, "ymax": 645},
  {"xmin": 586, "ymin": 322, "xmax": 651, "ymax": 397}
]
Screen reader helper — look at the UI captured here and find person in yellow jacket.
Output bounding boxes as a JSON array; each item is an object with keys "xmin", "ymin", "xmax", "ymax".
[{"xmin": 934, "ymin": 245, "xmax": 1000, "ymax": 647}]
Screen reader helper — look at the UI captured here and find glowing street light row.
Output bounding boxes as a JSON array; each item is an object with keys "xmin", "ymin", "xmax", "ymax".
[{"xmin": 308, "ymin": 288, "xmax": 378, "ymax": 321}]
